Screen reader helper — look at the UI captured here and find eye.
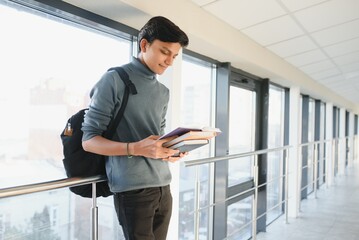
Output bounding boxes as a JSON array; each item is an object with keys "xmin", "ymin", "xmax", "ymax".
[{"xmin": 161, "ymin": 49, "xmax": 170, "ymax": 55}]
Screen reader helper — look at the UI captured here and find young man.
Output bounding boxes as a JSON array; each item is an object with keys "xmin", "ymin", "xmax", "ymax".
[{"xmin": 81, "ymin": 16, "xmax": 189, "ymax": 239}]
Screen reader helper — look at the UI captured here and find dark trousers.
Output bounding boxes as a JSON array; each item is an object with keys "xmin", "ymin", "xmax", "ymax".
[{"xmin": 114, "ymin": 185, "xmax": 172, "ymax": 240}]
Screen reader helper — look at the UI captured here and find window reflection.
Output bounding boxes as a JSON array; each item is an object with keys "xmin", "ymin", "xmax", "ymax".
[
  {"xmin": 266, "ymin": 85, "xmax": 285, "ymax": 224},
  {"xmin": 319, "ymin": 102, "xmax": 326, "ymax": 185},
  {"xmin": 228, "ymin": 87, "xmax": 256, "ymax": 186},
  {"xmin": 0, "ymin": 3, "xmax": 130, "ymax": 239},
  {"xmin": 226, "ymin": 196, "xmax": 252, "ymax": 240},
  {"xmin": 307, "ymin": 99, "xmax": 316, "ymax": 194},
  {"xmin": 178, "ymin": 57, "xmax": 215, "ymax": 240}
]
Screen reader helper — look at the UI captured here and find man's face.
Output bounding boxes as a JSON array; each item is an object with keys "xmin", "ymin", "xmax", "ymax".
[{"xmin": 140, "ymin": 39, "xmax": 182, "ymax": 75}]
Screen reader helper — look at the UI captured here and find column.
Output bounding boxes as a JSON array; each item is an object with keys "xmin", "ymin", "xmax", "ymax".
[
  {"xmin": 288, "ymin": 86, "xmax": 300, "ymax": 218},
  {"xmin": 339, "ymin": 108, "xmax": 346, "ymax": 175},
  {"xmin": 325, "ymin": 103, "xmax": 334, "ymax": 186},
  {"xmin": 348, "ymin": 112, "xmax": 354, "ymax": 166}
]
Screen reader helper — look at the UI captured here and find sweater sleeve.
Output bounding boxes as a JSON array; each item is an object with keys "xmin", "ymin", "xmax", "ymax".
[
  {"xmin": 160, "ymin": 99, "xmax": 168, "ymax": 135},
  {"xmin": 81, "ymin": 71, "xmax": 125, "ymax": 141}
]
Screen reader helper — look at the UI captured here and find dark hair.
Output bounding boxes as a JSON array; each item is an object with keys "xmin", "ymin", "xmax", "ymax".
[{"xmin": 138, "ymin": 16, "xmax": 189, "ymax": 51}]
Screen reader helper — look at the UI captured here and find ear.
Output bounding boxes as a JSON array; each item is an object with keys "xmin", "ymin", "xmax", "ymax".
[{"xmin": 139, "ymin": 39, "xmax": 149, "ymax": 53}]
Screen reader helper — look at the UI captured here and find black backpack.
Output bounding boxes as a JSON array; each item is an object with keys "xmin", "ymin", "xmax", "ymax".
[{"xmin": 60, "ymin": 67, "xmax": 137, "ymax": 198}]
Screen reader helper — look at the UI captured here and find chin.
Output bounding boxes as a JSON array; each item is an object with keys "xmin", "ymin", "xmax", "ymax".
[{"xmin": 156, "ymin": 69, "xmax": 166, "ymax": 75}]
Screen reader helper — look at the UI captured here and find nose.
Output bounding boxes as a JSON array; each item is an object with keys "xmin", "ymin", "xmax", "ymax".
[{"xmin": 165, "ymin": 56, "xmax": 174, "ymax": 66}]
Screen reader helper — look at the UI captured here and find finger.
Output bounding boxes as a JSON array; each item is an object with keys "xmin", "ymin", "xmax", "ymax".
[
  {"xmin": 148, "ymin": 135, "xmax": 160, "ymax": 140},
  {"xmin": 160, "ymin": 148, "xmax": 179, "ymax": 156},
  {"xmin": 168, "ymin": 149, "xmax": 180, "ymax": 156},
  {"xmin": 179, "ymin": 152, "xmax": 188, "ymax": 157}
]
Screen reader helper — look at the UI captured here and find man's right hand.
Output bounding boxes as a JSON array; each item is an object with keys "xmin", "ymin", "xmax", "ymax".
[{"xmin": 130, "ymin": 135, "xmax": 180, "ymax": 159}]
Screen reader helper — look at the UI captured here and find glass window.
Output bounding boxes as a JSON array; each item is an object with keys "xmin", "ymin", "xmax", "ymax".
[
  {"xmin": 178, "ymin": 55, "xmax": 216, "ymax": 240},
  {"xmin": 355, "ymin": 115, "xmax": 359, "ymax": 161},
  {"xmin": 0, "ymin": 214, "xmax": 4, "ymax": 240},
  {"xmin": 226, "ymin": 196, "xmax": 252, "ymax": 240},
  {"xmin": 319, "ymin": 102, "xmax": 326, "ymax": 185},
  {"xmin": 0, "ymin": 2, "xmax": 131, "ymax": 239},
  {"xmin": 228, "ymin": 87, "xmax": 256, "ymax": 186},
  {"xmin": 0, "ymin": 3, "xmax": 131, "ymax": 187},
  {"xmin": 307, "ymin": 99, "xmax": 315, "ymax": 194},
  {"xmin": 266, "ymin": 85, "xmax": 285, "ymax": 224}
]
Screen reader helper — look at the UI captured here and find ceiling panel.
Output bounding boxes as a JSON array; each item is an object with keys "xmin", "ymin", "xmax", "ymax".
[
  {"xmin": 280, "ymin": 0, "xmax": 329, "ymax": 11},
  {"xmin": 299, "ymin": 60, "xmax": 336, "ymax": 74},
  {"xmin": 333, "ymin": 52, "xmax": 359, "ymax": 66},
  {"xmin": 340, "ymin": 62, "xmax": 359, "ymax": 73},
  {"xmin": 339, "ymin": 88, "xmax": 359, "ymax": 94},
  {"xmin": 326, "ymin": 80, "xmax": 350, "ymax": 89},
  {"xmin": 346, "ymin": 72, "xmax": 359, "ymax": 81},
  {"xmin": 241, "ymin": 15, "xmax": 304, "ymax": 45},
  {"xmin": 324, "ymin": 38, "xmax": 359, "ymax": 58},
  {"xmin": 294, "ymin": 0, "xmax": 359, "ymax": 32},
  {"xmin": 266, "ymin": 35, "xmax": 317, "ymax": 58},
  {"xmin": 285, "ymin": 49, "xmax": 327, "ymax": 67},
  {"xmin": 317, "ymin": 75, "xmax": 342, "ymax": 84},
  {"xmin": 190, "ymin": 0, "xmax": 359, "ymax": 106},
  {"xmin": 202, "ymin": 0, "xmax": 285, "ymax": 29},
  {"xmin": 329, "ymin": 88, "xmax": 350, "ymax": 96},
  {"xmin": 311, "ymin": 19, "xmax": 359, "ymax": 46},
  {"xmin": 311, "ymin": 68, "xmax": 341, "ymax": 80}
]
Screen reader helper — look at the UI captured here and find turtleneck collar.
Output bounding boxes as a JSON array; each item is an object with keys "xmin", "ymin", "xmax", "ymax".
[{"xmin": 131, "ymin": 57, "xmax": 157, "ymax": 80}]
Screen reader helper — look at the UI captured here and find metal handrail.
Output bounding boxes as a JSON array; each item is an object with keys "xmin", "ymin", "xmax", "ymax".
[
  {"xmin": 183, "ymin": 145, "xmax": 292, "ymax": 240},
  {"xmin": 184, "ymin": 146, "xmax": 291, "ymax": 167},
  {"xmin": 298, "ymin": 139, "xmax": 331, "ymax": 147},
  {"xmin": 296, "ymin": 137, "xmax": 352, "ymax": 214},
  {"xmin": 185, "ymin": 137, "xmax": 349, "ymax": 239},
  {"xmin": 0, "ymin": 175, "xmax": 106, "ymax": 198},
  {"xmin": 0, "ymin": 175, "xmax": 107, "ymax": 240},
  {"xmin": 0, "ymin": 137, "xmax": 354, "ymax": 240}
]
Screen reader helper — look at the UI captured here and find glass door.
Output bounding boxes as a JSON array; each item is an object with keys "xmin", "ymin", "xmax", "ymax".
[
  {"xmin": 226, "ymin": 85, "xmax": 256, "ymax": 239},
  {"xmin": 213, "ymin": 66, "xmax": 267, "ymax": 240},
  {"xmin": 221, "ymin": 68, "xmax": 267, "ymax": 239},
  {"xmin": 228, "ymin": 86, "xmax": 256, "ymax": 185},
  {"xmin": 333, "ymin": 107, "xmax": 339, "ymax": 176}
]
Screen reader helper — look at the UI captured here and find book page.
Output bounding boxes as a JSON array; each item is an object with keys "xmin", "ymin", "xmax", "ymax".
[{"xmin": 160, "ymin": 126, "xmax": 221, "ymax": 140}]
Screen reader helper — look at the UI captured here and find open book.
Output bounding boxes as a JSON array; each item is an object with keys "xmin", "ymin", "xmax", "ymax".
[{"xmin": 161, "ymin": 126, "xmax": 221, "ymax": 149}]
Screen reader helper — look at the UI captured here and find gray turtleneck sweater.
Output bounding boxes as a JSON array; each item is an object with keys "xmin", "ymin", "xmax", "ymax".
[{"xmin": 82, "ymin": 57, "xmax": 171, "ymax": 193}]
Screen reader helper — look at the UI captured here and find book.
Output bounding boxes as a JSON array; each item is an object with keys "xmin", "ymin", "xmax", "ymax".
[
  {"xmin": 161, "ymin": 126, "xmax": 221, "ymax": 148},
  {"xmin": 169, "ymin": 139, "xmax": 209, "ymax": 156},
  {"xmin": 162, "ymin": 130, "xmax": 217, "ymax": 148},
  {"xmin": 160, "ymin": 126, "xmax": 221, "ymax": 140}
]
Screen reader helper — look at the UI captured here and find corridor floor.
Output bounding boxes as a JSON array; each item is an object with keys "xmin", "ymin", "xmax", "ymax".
[{"xmin": 256, "ymin": 162, "xmax": 359, "ymax": 240}]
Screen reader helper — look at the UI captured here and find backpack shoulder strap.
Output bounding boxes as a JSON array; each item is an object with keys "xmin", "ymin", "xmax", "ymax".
[
  {"xmin": 104, "ymin": 67, "xmax": 137, "ymax": 139},
  {"xmin": 109, "ymin": 67, "xmax": 138, "ymax": 95}
]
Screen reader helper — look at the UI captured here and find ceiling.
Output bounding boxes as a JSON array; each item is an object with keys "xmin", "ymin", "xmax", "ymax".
[{"xmin": 191, "ymin": 0, "xmax": 359, "ymax": 105}]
